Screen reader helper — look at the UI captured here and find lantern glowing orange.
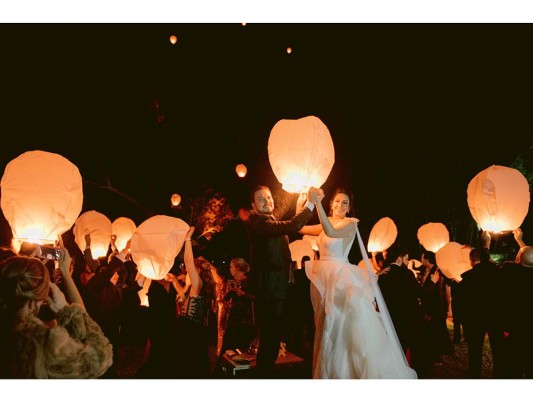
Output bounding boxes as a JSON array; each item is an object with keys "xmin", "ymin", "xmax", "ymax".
[
  {"xmin": 268, "ymin": 115, "xmax": 335, "ymax": 193},
  {"xmin": 289, "ymin": 239, "xmax": 315, "ymax": 269},
  {"xmin": 302, "ymin": 234, "xmax": 319, "ymax": 252},
  {"xmin": 73, "ymin": 211, "xmax": 113, "ymax": 259},
  {"xmin": 286, "ymin": 47, "xmax": 292, "ymax": 54},
  {"xmin": 0, "ymin": 150, "xmax": 83, "ymax": 252},
  {"xmin": 367, "ymin": 217, "xmax": 397, "ymax": 252},
  {"xmin": 417, "ymin": 222, "xmax": 450, "ymax": 253},
  {"xmin": 171, "ymin": 193, "xmax": 182, "ymax": 207},
  {"xmin": 436, "ymin": 242, "xmax": 472, "ymax": 281},
  {"xmin": 169, "ymin": 35, "xmax": 177, "ymax": 44},
  {"xmin": 131, "ymin": 215, "xmax": 190, "ymax": 280},
  {"xmin": 111, "ymin": 217, "xmax": 137, "ymax": 252},
  {"xmin": 235, "ymin": 164, "xmax": 247, "ymax": 178},
  {"xmin": 467, "ymin": 165, "xmax": 530, "ymax": 232}
]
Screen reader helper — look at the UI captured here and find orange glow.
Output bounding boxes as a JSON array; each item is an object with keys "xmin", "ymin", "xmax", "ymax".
[
  {"xmin": 171, "ymin": 193, "xmax": 181, "ymax": 207},
  {"xmin": 286, "ymin": 47, "xmax": 292, "ymax": 54},
  {"xmin": 169, "ymin": 35, "xmax": 177, "ymax": 45},
  {"xmin": 235, "ymin": 164, "xmax": 247, "ymax": 178}
]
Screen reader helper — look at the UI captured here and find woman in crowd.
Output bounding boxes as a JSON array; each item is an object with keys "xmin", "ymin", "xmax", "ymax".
[{"xmin": 0, "ymin": 248, "xmax": 113, "ymax": 378}]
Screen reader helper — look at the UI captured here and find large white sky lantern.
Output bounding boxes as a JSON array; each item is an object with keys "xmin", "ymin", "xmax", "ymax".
[
  {"xmin": 268, "ymin": 115, "xmax": 335, "ymax": 193},
  {"xmin": 0, "ymin": 150, "xmax": 83, "ymax": 251},
  {"xmin": 289, "ymin": 239, "xmax": 315, "ymax": 269},
  {"xmin": 436, "ymin": 241, "xmax": 472, "ymax": 281},
  {"xmin": 73, "ymin": 211, "xmax": 112, "ymax": 259},
  {"xmin": 417, "ymin": 222, "xmax": 450, "ymax": 253},
  {"xmin": 367, "ymin": 217, "xmax": 398, "ymax": 252},
  {"xmin": 111, "ymin": 217, "xmax": 137, "ymax": 252},
  {"xmin": 131, "ymin": 215, "xmax": 190, "ymax": 280},
  {"xmin": 467, "ymin": 165, "xmax": 530, "ymax": 233}
]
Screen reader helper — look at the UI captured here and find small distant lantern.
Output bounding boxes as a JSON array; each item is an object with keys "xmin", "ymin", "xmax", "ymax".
[
  {"xmin": 238, "ymin": 208, "xmax": 250, "ymax": 222},
  {"xmin": 241, "ymin": 23, "xmax": 247, "ymax": 26},
  {"xmin": 0, "ymin": 150, "xmax": 83, "ymax": 252},
  {"xmin": 171, "ymin": 193, "xmax": 182, "ymax": 207},
  {"xmin": 268, "ymin": 115, "xmax": 335, "ymax": 193},
  {"xmin": 436, "ymin": 242, "xmax": 472, "ymax": 281},
  {"xmin": 169, "ymin": 35, "xmax": 177, "ymax": 45},
  {"xmin": 367, "ymin": 217, "xmax": 397, "ymax": 253},
  {"xmin": 73, "ymin": 211, "xmax": 112, "ymax": 259},
  {"xmin": 131, "ymin": 215, "xmax": 190, "ymax": 280},
  {"xmin": 286, "ymin": 47, "xmax": 292, "ymax": 54},
  {"xmin": 111, "ymin": 217, "xmax": 137, "ymax": 252},
  {"xmin": 289, "ymin": 239, "xmax": 314, "ymax": 269},
  {"xmin": 467, "ymin": 165, "xmax": 530, "ymax": 232},
  {"xmin": 417, "ymin": 222, "xmax": 450, "ymax": 253},
  {"xmin": 235, "ymin": 164, "xmax": 247, "ymax": 178}
]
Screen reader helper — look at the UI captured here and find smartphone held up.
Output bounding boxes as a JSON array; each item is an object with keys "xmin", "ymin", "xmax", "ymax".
[{"xmin": 38, "ymin": 245, "xmax": 63, "ymax": 261}]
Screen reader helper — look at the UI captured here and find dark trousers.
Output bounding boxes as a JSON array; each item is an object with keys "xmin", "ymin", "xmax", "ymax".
[
  {"xmin": 255, "ymin": 298, "xmax": 287, "ymax": 378},
  {"xmin": 463, "ymin": 322, "xmax": 504, "ymax": 378}
]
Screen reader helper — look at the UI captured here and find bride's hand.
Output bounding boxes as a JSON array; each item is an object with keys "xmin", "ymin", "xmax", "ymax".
[{"xmin": 317, "ymin": 189, "xmax": 325, "ymax": 203}]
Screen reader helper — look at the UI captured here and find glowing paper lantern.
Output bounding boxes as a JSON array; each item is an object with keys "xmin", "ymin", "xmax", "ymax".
[
  {"xmin": 73, "ymin": 211, "xmax": 112, "ymax": 259},
  {"xmin": 417, "ymin": 222, "xmax": 450, "ymax": 253},
  {"xmin": 169, "ymin": 35, "xmax": 177, "ymax": 44},
  {"xmin": 286, "ymin": 47, "xmax": 292, "ymax": 54},
  {"xmin": 235, "ymin": 164, "xmax": 247, "ymax": 178},
  {"xmin": 268, "ymin": 115, "xmax": 335, "ymax": 193},
  {"xmin": 367, "ymin": 217, "xmax": 397, "ymax": 252},
  {"xmin": 131, "ymin": 215, "xmax": 189, "ymax": 280},
  {"xmin": 1, "ymin": 150, "xmax": 83, "ymax": 251},
  {"xmin": 171, "ymin": 193, "xmax": 182, "ymax": 207},
  {"xmin": 467, "ymin": 165, "xmax": 530, "ymax": 232},
  {"xmin": 436, "ymin": 242, "xmax": 472, "ymax": 281},
  {"xmin": 302, "ymin": 234, "xmax": 319, "ymax": 251},
  {"xmin": 111, "ymin": 217, "xmax": 137, "ymax": 252},
  {"xmin": 289, "ymin": 239, "xmax": 314, "ymax": 269}
]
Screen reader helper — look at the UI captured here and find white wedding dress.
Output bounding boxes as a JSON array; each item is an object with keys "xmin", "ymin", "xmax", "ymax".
[{"xmin": 305, "ymin": 218, "xmax": 417, "ymax": 379}]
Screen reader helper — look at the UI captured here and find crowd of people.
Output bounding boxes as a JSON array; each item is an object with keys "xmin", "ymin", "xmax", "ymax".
[{"xmin": 0, "ymin": 183, "xmax": 532, "ymax": 379}]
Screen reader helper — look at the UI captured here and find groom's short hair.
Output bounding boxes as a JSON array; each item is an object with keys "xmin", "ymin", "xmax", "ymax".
[{"xmin": 249, "ymin": 184, "xmax": 270, "ymax": 204}]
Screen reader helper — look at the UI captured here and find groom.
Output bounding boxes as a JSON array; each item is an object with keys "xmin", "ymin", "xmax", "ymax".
[{"xmin": 245, "ymin": 184, "xmax": 319, "ymax": 378}]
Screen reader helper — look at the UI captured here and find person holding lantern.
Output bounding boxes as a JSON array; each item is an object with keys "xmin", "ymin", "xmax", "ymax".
[
  {"xmin": 0, "ymin": 250, "xmax": 113, "ymax": 378},
  {"xmin": 245, "ymin": 184, "xmax": 319, "ymax": 378},
  {"xmin": 300, "ymin": 187, "xmax": 417, "ymax": 379}
]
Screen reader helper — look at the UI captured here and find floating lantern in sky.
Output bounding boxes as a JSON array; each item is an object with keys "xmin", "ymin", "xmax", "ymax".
[
  {"xmin": 286, "ymin": 47, "xmax": 292, "ymax": 54},
  {"xmin": 241, "ymin": 23, "xmax": 247, "ymax": 26},
  {"xmin": 289, "ymin": 239, "xmax": 314, "ymax": 269},
  {"xmin": 0, "ymin": 150, "xmax": 83, "ymax": 252},
  {"xmin": 436, "ymin": 241, "xmax": 472, "ymax": 281},
  {"xmin": 73, "ymin": 211, "xmax": 112, "ymax": 259},
  {"xmin": 171, "ymin": 193, "xmax": 182, "ymax": 207},
  {"xmin": 467, "ymin": 164, "xmax": 530, "ymax": 233},
  {"xmin": 235, "ymin": 164, "xmax": 247, "ymax": 178},
  {"xmin": 169, "ymin": 35, "xmax": 177, "ymax": 44},
  {"xmin": 131, "ymin": 215, "xmax": 189, "ymax": 280},
  {"xmin": 417, "ymin": 222, "xmax": 450, "ymax": 253},
  {"xmin": 367, "ymin": 217, "xmax": 397, "ymax": 253},
  {"xmin": 268, "ymin": 115, "xmax": 335, "ymax": 193},
  {"xmin": 112, "ymin": 217, "xmax": 137, "ymax": 252}
]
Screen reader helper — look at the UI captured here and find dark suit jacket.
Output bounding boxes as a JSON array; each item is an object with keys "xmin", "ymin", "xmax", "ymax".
[{"xmin": 245, "ymin": 198, "xmax": 313, "ymax": 302}]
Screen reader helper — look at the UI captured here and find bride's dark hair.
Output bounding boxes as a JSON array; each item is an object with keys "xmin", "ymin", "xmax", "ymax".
[{"xmin": 328, "ymin": 187, "xmax": 354, "ymax": 217}]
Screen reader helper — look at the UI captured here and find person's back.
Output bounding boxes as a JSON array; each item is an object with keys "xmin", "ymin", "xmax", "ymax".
[{"xmin": 0, "ymin": 254, "xmax": 113, "ymax": 378}]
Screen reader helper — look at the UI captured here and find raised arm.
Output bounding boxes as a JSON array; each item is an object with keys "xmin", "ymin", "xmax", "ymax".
[
  {"xmin": 56, "ymin": 246, "xmax": 85, "ymax": 310},
  {"xmin": 184, "ymin": 226, "xmax": 202, "ymax": 297},
  {"xmin": 513, "ymin": 228, "xmax": 526, "ymax": 248}
]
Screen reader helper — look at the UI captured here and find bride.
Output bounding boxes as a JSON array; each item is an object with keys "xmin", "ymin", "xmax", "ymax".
[{"xmin": 299, "ymin": 187, "xmax": 416, "ymax": 379}]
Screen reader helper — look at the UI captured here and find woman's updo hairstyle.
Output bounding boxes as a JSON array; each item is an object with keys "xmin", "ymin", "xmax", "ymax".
[{"xmin": 0, "ymin": 256, "xmax": 50, "ymax": 313}]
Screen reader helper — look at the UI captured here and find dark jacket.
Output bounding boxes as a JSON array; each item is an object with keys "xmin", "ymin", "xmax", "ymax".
[{"xmin": 245, "ymin": 197, "xmax": 313, "ymax": 301}]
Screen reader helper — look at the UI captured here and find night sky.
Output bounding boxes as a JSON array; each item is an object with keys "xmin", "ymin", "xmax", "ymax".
[{"xmin": 1, "ymin": 23, "xmax": 532, "ymax": 261}]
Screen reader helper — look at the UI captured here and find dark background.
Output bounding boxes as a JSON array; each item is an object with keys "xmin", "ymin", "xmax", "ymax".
[{"xmin": 1, "ymin": 23, "xmax": 532, "ymax": 262}]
